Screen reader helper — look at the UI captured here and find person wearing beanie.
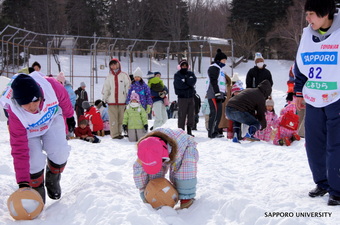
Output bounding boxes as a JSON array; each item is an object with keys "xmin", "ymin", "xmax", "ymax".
[
  {"xmin": 245, "ymin": 52, "xmax": 273, "ymax": 88},
  {"xmin": 254, "ymin": 97, "xmax": 279, "ymax": 142},
  {"xmin": 0, "ymin": 72, "xmax": 74, "ymax": 203},
  {"xmin": 126, "ymin": 67, "xmax": 153, "ymax": 115},
  {"xmin": 55, "ymin": 72, "xmax": 76, "ymax": 138},
  {"xmin": 75, "ymin": 81, "xmax": 88, "ymax": 122},
  {"xmin": 56, "ymin": 72, "xmax": 66, "ymax": 85},
  {"xmin": 206, "ymin": 49, "xmax": 228, "ymax": 138},
  {"xmin": 226, "ymin": 80, "xmax": 272, "ymax": 143},
  {"xmin": 133, "ymin": 127, "xmax": 198, "ymax": 209},
  {"xmin": 293, "ymin": 0, "xmax": 340, "ymax": 206},
  {"xmin": 122, "ymin": 91, "xmax": 148, "ymax": 142},
  {"xmin": 102, "ymin": 58, "xmax": 131, "ymax": 139},
  {"xmin": 74, "ymin": 115, "xmax": 100, "ymax": 143},
  {"xmin": 231, "ymin": 83, "xmax": 244, "ymax": 97},
  {"xmin": 82, "ymin": 101, "xmax": 104, "ymax": 136},
  {"xmin": 174, "ymin": 59, "xmax": 197, "ymax": 136}
]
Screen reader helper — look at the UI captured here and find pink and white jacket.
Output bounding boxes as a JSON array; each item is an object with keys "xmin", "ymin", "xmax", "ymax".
[
  {"xmin": 1, "ymin": 73, "xmax": 74, "ymax": 183},
  {"xmin": 133, "ymin": 128, "xmax": 198, "ymax": 191},
  {"xmin": 273, "ymin": 101, "xmax": 298, "ymax": 145},
  {"xmin": 255, "ymin": 110, "xmax": 279, "ymax": 142}
]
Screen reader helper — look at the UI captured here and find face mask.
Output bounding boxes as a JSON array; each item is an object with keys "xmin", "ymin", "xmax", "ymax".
[
  {"xmin": 130, "ymin": 102, "xmax": 140, "ymax": 108},
  {"xmin": 217, "ymin": 62, "xmax": 226, "ymax": 68},
  {"xmin": 257, "ymin": 62, "xmax": 264, "ymax": 68},
  {"xmin": 180, "ymin": 68, "xmax": 188, "ymax": 73}
]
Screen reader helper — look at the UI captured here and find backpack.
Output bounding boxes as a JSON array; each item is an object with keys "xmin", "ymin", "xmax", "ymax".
[{"xmin": 279, "ymin": 110, "xmax": 299, "ymax": 130}]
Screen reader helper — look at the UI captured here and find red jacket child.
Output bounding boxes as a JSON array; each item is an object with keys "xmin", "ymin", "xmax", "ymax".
[
  {"xmin": 74, "ymin": 115, "xmax": 101, "ymax": 143},
  {"xmin": 74, "ymin": 115, "xmax": 93, "ymax": 138},
  {"xmin": 82, "ymin": 101, "xmax": 103, "ymax": 132}
]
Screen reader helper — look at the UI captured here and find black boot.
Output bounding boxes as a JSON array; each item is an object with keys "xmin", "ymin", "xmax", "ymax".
[
  {"xmin": 30, "ymin": 169, "xmax": 46, "ymax": 204},
  {"xmin": 309, "ymin": 185, "xmax": 328, "ymax": 197},
  {"xmin": 187, "ymin": 126, "xmax": 194, "ymax": 137},
  {"xmin": 232, "ymin": 126, "xmax": 241, "ymax": 143},
  {"xmin": 45, "ymin": 159, "xmax": 66, "ymax": 200}
]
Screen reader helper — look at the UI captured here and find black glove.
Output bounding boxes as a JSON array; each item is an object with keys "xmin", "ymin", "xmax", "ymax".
[
  {"xmin": 144, "ymin": 124, "xmax": 148, "ymax": 132},
  {"xmin": 66, "ymin": 116, "xmax": 76, "ymax": 133},
  {"xmin": 18, "ymin": 182, "xmax": 30, "ymax": 188},
  {"xmin": 122, "ymin": 124, "xmax": 127, "ymax": 132},
  {"xmin": 215, "ymin": 92, "xmax": 225, "ymax": 102}
]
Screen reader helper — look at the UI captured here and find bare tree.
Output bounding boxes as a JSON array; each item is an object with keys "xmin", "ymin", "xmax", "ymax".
[
  {"xmin": 266, "ymin": 0, "xmax": 306, "ymax": 59},
  {"xmin": 188, "ymin": 0, "xmax": 230, "ymax": 38},
  {"xmin": 230, "ymin": 19, "xmax": 262, "ymax": 59}
]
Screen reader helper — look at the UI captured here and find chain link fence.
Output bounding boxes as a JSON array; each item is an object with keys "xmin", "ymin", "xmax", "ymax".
[{"xmin": 0, "ymin": 25, "xmax": 234, "ymax": 102}]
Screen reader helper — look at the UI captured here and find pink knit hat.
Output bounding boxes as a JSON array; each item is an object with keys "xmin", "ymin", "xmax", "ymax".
[
  {"xmin": 231, "ymin": 83, "xmax": 243, "ymax": 95},
  {"xmin": 57, "ymin": 72, "xmax": 65, "ymax": 85},
  {"xmin": 130, "ymin": 90, "xmax": 140, "ymax": 103},
  {"xmin": 137, "ymin": 137, "xmax": 169, "ymax": 175}
]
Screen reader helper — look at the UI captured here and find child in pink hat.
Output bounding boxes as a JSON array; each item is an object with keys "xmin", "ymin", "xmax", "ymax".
[
  {"xmin": 133, "ymin": 128, "xmax": 199, "ymax": 209},
  {"xmin": 122, "ymin": 91, "xmax": 148, "ymax": 142}
]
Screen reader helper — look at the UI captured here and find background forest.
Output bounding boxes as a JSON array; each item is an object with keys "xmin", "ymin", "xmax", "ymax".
[{"xmin": 1, "ymin": 0, "xmax": 340, "ymax": 60}]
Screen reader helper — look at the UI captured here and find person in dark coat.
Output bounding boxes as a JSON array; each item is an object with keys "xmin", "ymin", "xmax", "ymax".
[
  {"xmin": 206, "ymin": 49, "xmax": 228, "ymax": 138},
  {"xmin": 75, "ymin": 82, "xmax": 88, "ymax": 121},
  {"xmin": 245, "ymin": 52, "xmax": 273, "ymax": 88},
  {"xmin": 192, "ymin": 91, "xmax": 201, "ymax": 130},
  {"xmin": 173, "ymin": 60, "xmax": 197, "ymax": 136},
  {"xmin": 226, "ymin": 79, "xmax": 272, "ymax": 143}
]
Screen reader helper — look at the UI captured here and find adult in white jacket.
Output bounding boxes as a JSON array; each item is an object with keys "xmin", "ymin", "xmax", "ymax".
[{"xmin": 102, "ymin": 58, "xmax": 131, "ymax": 139}]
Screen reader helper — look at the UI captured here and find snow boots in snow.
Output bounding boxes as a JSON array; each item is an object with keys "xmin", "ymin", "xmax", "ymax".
[
  {"xmin": 244, "ymin": 125, "xmax": 260, "ymax": 142},
  {"xmin": 45, "ymin": 159, "xmax": 66, "ymax": 200},
  {"xmin": 232, "ymin": 126, "xmax": 241, "ymax": 143},
  {"xmin": 30, "ymin": 169, "xmax": 46, "ymax": 203},
  {"xmin": 187, "ymin": 126, "xmax": 194, "ymax": 137}
]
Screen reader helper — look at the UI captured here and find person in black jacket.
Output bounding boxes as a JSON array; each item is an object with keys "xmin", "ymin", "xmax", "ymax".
[
  {"xmin": 206, "ymin": 49, "xmax": 228, "ymax": 138},
  {"xmin": 226, "ymin": 79, "xmax": 272, "ymax": 143},
  {"xmin": 75, "ymin": 82, "xmax": 88, "ymax": 121},
  {"xmin": 173, "ymin": 60, "xmax": 197, "ymax": 136},
  {"xmin": 245, "ymin": 52, "xmax": 273, "ymax": 88},
  {"xmin": 193, "ymin": 91, "xmax": 201, "ymax": 130}
]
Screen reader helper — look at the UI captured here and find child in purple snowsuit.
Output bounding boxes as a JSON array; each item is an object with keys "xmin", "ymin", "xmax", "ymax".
[{"xmin": 126, "ymin": 67, "xmax": 153, "ymax": 114}]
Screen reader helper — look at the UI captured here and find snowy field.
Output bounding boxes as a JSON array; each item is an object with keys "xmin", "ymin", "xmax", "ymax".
[{"xmin": 0, "ymin": 56, "xmax": 339, "ymax": 224}]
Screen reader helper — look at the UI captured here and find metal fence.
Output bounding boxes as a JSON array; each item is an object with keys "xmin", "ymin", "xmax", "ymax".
[{"xmin": 0, "ymin": 25, "xmax": 234, "ymax": 102}]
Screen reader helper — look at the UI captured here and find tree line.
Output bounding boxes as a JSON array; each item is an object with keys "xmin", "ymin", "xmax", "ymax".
[{"xmin": 1, "ymin": 0, "xmax": 340, "ymax": 60}]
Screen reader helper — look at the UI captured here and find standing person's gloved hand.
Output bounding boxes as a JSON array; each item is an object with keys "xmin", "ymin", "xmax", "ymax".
[
  {"xmin": 122, "ymin": 124, "xmax": 128, "ymax": 133},
  {"xmin": 146, "ymin": 105, "xmax": 151, "ymax": 114},
  {"xmin": 66, "ymin": 116, "xmax": 76, "ymax": 133},
  {"xmin": 144, "ymin": 124, "xmax": 148, "ymax": 132},
  {"xmin": 214, "ymin": 92, "xmax": 226, "ymax": 102},
  {"xmin": 18, "ymin": 182, "xmax": 30, "ymax": 189}
]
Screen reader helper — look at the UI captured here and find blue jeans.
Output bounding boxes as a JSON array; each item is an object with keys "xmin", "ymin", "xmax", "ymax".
[{"xmin": 225, "ymin": 106, "xmax": 260, "ymax": 131}]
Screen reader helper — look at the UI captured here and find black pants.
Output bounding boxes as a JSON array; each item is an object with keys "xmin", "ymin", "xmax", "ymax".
[
  {"xmin": 208, "ymin": 98, "xmax": 222, "ymax": 138},
  {"xmin": 177, "ymin": 97, "xmax": 195, "ymax": 130}
]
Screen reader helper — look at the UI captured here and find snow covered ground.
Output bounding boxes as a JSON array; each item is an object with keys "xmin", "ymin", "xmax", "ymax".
[{"xmin": 0, "ymin": 56, "xmax": 339, "ymax": 224}]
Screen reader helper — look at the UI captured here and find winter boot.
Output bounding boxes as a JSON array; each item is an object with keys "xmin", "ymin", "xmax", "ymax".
[
  {"xmin": 45, "ymin": 159, "xmax": 66, "ymax": 200},
  {"xmin": 187, "ymin": 126, "xmax": 194, "ymax": 137},
  {"xmin": 291, "ymin": 132, "xmax": 301, "ymax": 141},
  {"xmin": 245, "ymin": 125, "xmax": 260, "ymax": 141},
  {"xmin": 180, "ymin": 199, "xmax": 195, "ymax": 209},
  {"xmin": 30, "ymin": 169, "xmax": 46, "ymax": 204},
  {"xmin": 232, "ymin": 127, "xmax": 241, "ymax": 143},
  {"xmin": 283, "ymin": 137, "xmax": 291, "ymax": 146}
]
